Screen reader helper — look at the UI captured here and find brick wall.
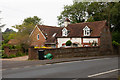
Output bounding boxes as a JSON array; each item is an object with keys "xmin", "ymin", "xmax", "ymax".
[
  {"xmin": 44, "ymin": 47, "xmax": 100, "ymax": 58},
  {"xmin": 30, "ymin": 26, "xmax": 46, "ymax": 47},
  {"xmin": 100, "ymin": 26, "xmax": 113, "ymax": 54},
  {"xmin": 4, "ymin": 46, "xmax": 18, "ymax": 56},
  {"xmin": 28, "ymin": 46, "xmax": 117, "ymax": 60}
]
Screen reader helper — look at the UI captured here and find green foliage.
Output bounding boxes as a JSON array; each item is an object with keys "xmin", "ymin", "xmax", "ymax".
[
  {"xmin": 9, "ymin": 54, "xmax": 16, "ymax": 58},
  {"xmin": 66, "ymin": 40, "xmax": 72, "ymax": 46},
  {"xmin": 87, "ymin": 2, "xmax": 120, "ymax": 32},
  {"xmin": 11, "ymin": 16, "xmax": 43, "ymax": 52},
  {"xmin": 58, "ymin": 2, "xmax": 120, "ymax": 32},
  {"xmin": 23, "ymin": 16, "xmax": 42, "ymax": 25},
  {"xmin": 2, "ymin": 31, "xmax": 16, "ymax": 44},
  {"xmin": 57, "ymin": 2, "xmax": 88, "ymax": 26},
  {"xmin": 2, "ymin": 53, "xmax": 8, "ymax": 58},
  {"xmin": 14, "ymin": 45, "xmax": 22, "ymax": 50},
  {"xmin": 86, "ymin": 16, "xmax": 95, "ymax": 22},
  {"xmin": 112, "ymin": 41, "xmax": 120, "ymax": 46},
  {"xmin": 2, "ymin": 43, "xmax": 14, "ymax": 50},
  {"xmin": 112, "ymin": 32, "xmax": 120, "ymax": 44},
  {"xmin": 16, "ymin": 52, "xmax": 25, "ymax": 57},
  {"xmin": 12, "ymin": 16, "xmax": 42, "ymax": 33}
]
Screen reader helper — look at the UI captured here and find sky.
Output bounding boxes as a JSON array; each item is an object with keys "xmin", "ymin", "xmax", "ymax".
[{"xmin": 0, "ymin": 0, "xmax": 73, "ymax": 32}]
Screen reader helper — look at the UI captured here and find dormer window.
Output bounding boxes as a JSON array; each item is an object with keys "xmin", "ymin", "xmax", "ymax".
[
  {"xmin": 37, "ymin": 34, "xmax": 39, "ymax": 40},
  {"xmin": 62, "ymin": 28, "xmax": 68, "ymax": 37},
  {"xmin": 83, "ymin": 26, "xmax": 91, "ymax": 36}
]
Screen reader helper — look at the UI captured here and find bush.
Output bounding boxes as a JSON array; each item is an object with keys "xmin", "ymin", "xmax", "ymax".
[
  {"xmin": 2, "ymin": 43, "xmax": 14, "ymax": 50},
  {"xmin": 112, "ymin": 41, "xmax": 120, "ymax": 47},
  {"xmin": 66, "ymin": 40, "xmax": 72, "ymax": 46},
  {"xmin": 2, "ymin": 53, "xmax": 8, "ymax": 58},
  {"xmin": 9, "ymin": 54, "xmax": 16, "ymax": 58},
  {"xmin": 16, "ymin": 52, "xmax": 25, "ymax": 57},
  {"xmin": 14, "ymin": 45, "xmax": 22, "ymax": 50}
]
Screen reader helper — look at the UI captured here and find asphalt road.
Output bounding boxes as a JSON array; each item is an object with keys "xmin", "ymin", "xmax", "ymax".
[{"xmin": 2, "ymin": 57, "xmax": 119, "ymax": 78}]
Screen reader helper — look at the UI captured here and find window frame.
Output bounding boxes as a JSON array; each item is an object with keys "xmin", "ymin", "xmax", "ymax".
[
  {"xmin": 37, "ymin": 34, "xmax": 39, "ymax": 40},
  {"xmin": 83, "ymin": 26, "xmax": 91, "ymax": 36},
  {"xmin": 62, "ymin": 28, "xmax": 68, "ymax": 37}
]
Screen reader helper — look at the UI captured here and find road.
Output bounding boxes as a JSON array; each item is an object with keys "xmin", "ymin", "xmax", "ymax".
[{"xmin": 2, "ymin": 57, "xmax": 119, "ymax": 78}]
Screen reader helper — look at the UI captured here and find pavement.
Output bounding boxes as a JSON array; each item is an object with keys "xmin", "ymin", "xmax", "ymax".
[
  {"xmin": 2, "ymin": 55, "xmax": 118, "ymax": 69},
  {"xmin": 2, "ymin": 56, "xmax": 119, "ymax": 78},
  {"xmin": 1, "ymin": 55, "xmax": 28, "ymax": 61}
]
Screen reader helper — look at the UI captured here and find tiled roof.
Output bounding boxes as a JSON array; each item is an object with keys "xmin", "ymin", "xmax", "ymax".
[
  {"xmin": 37, "ymin": 20, "xmax": 107, "ymax": 44},
  {"xmin": 57, "ymin": 20, "xmax": 107, "ymax": 38},
  {"xmin": 37, "ymin": 25, "xmax": 62, "ymax": 44}
]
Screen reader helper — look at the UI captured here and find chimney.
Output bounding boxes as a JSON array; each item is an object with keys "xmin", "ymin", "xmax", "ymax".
[{"xmin": 64, "ymin": 18, "xmax": 70, "ymax": 27}]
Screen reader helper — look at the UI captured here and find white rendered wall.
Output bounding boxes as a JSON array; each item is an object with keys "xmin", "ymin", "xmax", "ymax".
[
  {"xmin": 71, "ymin": 38, "xmax": 81, "ymax": 44},
  {"xmin": 83, "ymin": 38, "xmax": 98, "ymax": 43},
  {"xmin": 57, "ymin": 38, "xmax": 81, "ymax": 48}
]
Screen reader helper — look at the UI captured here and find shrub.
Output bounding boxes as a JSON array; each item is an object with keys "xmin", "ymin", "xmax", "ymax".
[
  {"xmin": 112, "ymin": 41, "xmax": 120, "ymax": 47},
  {"xmin": 66, "ymin": 40, "xmax": 72, "ymax": 46},
  {"xmin": 9, "ymin": 54, "xmax": 16, "ymax": 58},
  {"xmin": 14, "ymin": 45, "xmax": 22, "ymax": 50},
  {"xmin": 16, "ymin": 52, "xmax": 25, "ymax": 57},
  {"xmin": 2, "ymin": 43, "xmax": 14, "ymax": 50},
  {"xmin": 2, "ymin": 53, "xmax": 8, "ymax": 58}
]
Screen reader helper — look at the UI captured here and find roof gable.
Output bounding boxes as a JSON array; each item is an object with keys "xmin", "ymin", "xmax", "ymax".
[
  {"xmin": 83, "ymin": 26, "xmax": 90, "ymax": 30},
  {"xmin": 29, "ymin": 25, "xmax": 46, "ymax": 39}
]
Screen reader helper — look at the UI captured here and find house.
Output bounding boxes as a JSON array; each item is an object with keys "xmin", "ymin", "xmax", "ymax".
[{"xmin": 29, "ymin": 19, "xmax": 112, "ymax": 49}]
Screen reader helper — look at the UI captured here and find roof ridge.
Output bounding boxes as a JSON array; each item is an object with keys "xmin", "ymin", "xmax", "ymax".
[
  {"xmin": 70, "ymin": 20, "xmax": 106, "ymax": 25},
  {"xmin": 37, "ymin": 25, "xmax": 61, "ymax": 28}
]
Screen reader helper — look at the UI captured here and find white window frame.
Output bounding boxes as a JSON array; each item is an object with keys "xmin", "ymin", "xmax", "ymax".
[
  {"xmin": 83, "ymin": 26, "xmax": 91, "ymax": 36},
  {"xmin": 37, "ymin": 34, "xmax": 39, "ymax": 40},
  {"xmin": 62, "ymin": 28, "xmax": 68, "ymax": 37}
]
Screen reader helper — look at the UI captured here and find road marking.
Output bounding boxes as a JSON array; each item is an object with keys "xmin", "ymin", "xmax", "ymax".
[{"xmin": 88, "ymin": 69, "xmax": 120, "ymax": 77}]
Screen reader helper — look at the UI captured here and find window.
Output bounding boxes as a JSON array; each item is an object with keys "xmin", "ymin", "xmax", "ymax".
[
  {"xmin": 37, "ymin": 34, "xmax": 39, "ymax": 40},
  {"xmin": 83, "ymin": 26, "xmax": 91, "ymax": 36},
  {"xmin": 62, "ymin": 28, "xmax": 68, "ymax": 36}
]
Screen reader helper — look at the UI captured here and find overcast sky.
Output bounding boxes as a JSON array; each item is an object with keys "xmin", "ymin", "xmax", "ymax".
[{"xmin": 0, "ymin": 0, "xmax": 73, "ymax": 32}]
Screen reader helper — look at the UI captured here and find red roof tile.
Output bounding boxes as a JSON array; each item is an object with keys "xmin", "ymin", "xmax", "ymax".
[{"xmin": 37, "ymin": 20, "xmax": 107, "ymax": 44}]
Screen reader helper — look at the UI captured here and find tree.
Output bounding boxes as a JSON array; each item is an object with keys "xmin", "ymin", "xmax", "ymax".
[
  {"xmin": 23, "ymin": 16, "xmax": 42, "ymax": 25},
  {"xmin": 12, "ymin": 16, "xmax": 42, "ymax": 32},
  {"xmin": 2, "ymin": 29, "xmax": 16, "ymax": 44},
  {"xmin": 58, "ymin": 1, "xmax": 120, "ymax": 32},
  {"xmin": 58, "ymin": 1, "xmax": 120, "ymax": 44},
  {"xmin": 57, "ymin": 2, "xmax": 88, "ymax": 26},
  {"xmin": 87, "ymin": 2, "xmax": 120, "ymax": 32},
  {"xmin": 11, "ymin": 16, "xmax": 43, "ymax": 53},
  {"xmin": 11, "ymin": 16, "xmax": 43, "ymax": 45}
]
